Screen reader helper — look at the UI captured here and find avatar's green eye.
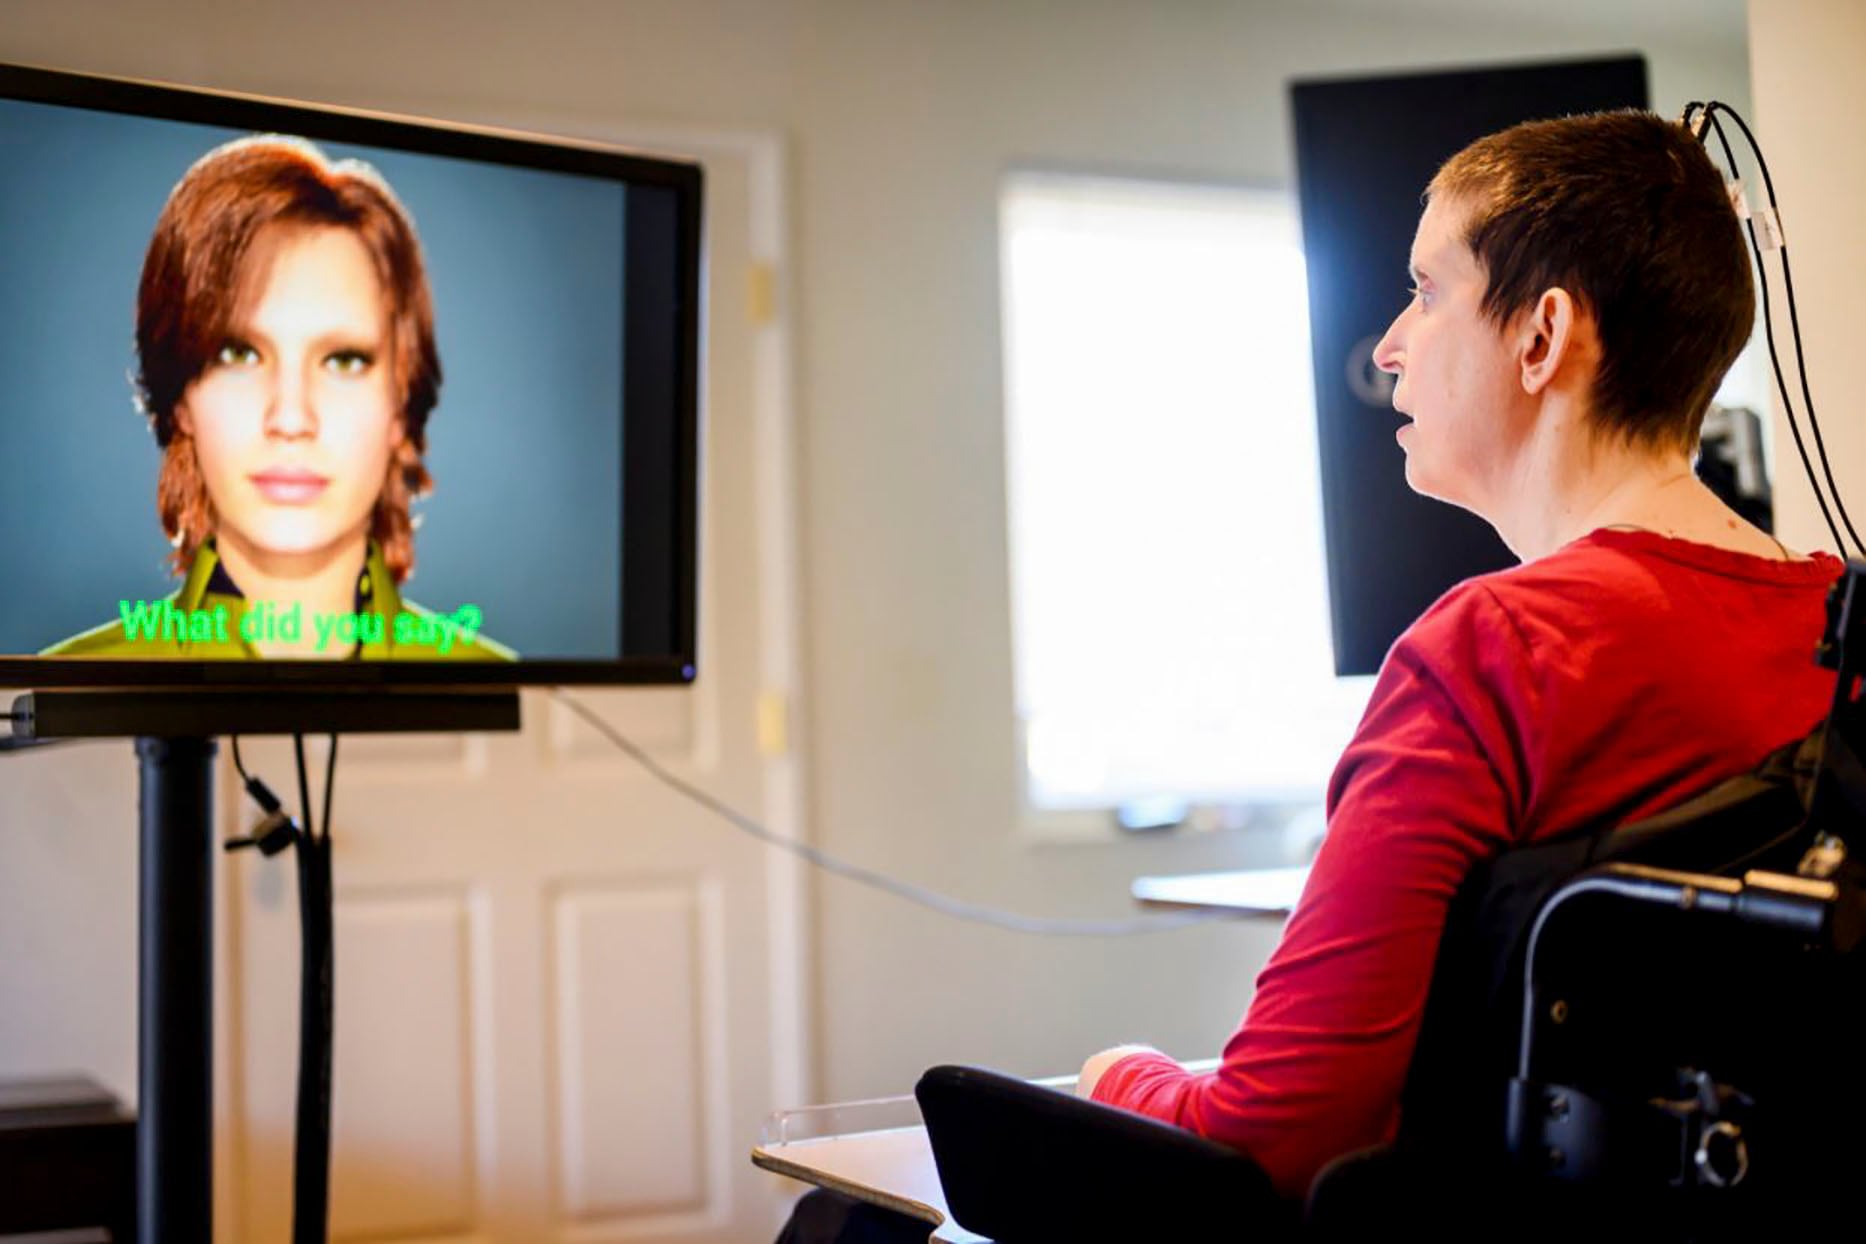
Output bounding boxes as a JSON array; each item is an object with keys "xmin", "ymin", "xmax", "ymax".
[
  {"xmin": 325, "ymin": 350, "xmax": 373, "ymax": 376},
  {"xmin": 216, "ymin": 341, "xmax": 261, "ymax": 367}
]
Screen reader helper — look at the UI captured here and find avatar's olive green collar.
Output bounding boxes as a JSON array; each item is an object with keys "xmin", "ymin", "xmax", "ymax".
[
  {"xmin": 177, "ymin": 539, "xmax": 404, "ymax": 618},
  {"xmin": 178, "ymin": 538, "xmax": 405, "ymax": 659}
]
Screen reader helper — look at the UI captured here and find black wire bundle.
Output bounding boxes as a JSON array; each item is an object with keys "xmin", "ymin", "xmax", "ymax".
[
  {"xmin": 231, "ymin": 733, "xmax": 339, "ymax": 1244},
  {"xmin": 1683, "ymin": 100, "xmax": 1863, "ymax": 558}
]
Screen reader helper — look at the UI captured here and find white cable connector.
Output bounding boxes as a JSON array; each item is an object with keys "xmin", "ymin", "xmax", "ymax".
[
  {"xmin": 1726, "ymin": 179, "xmax": 1784, "ymax": 251},
  {"xmin": 1755, "ymin": 205, "xmax": 1785, "ymax": 252}
]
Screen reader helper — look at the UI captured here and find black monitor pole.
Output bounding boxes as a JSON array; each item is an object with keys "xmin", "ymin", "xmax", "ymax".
[
  {"xmin": 137, "ymin": 735, "xmax": 217, "ymax": 1241},
  {"xmin": 11, "ymin": 687, "xmax": 521, "ymax": 1244}
]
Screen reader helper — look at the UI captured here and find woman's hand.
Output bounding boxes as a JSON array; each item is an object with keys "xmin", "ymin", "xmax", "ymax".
[{"xmin": 1074, "ymin": 1044, "xmax": 1158, "ymax": 1099}]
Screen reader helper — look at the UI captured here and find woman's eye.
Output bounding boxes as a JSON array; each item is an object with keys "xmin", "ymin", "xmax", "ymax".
[
  {"xmin": 325, "ymin": 350, "xmax": 373, "ymax": 376},
  {"xmin": 215, "ymin": 341, "xmax": 260, "ymax": 367}
]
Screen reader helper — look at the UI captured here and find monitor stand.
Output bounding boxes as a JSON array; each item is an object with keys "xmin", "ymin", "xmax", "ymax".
[{"xmin": 10, "ymin": 687, "xmax": 522, "ymax": 1244}]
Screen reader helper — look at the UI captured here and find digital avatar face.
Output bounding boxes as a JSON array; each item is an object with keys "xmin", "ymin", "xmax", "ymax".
[{"xmin": 176, "ymin": 224, "xmax": 403, "ymax": 570}]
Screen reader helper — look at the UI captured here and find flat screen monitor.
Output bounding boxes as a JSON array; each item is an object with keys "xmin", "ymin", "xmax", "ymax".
[{"xmin": 0, "ymin": 62, "xmax": 700, "ymax": 686}]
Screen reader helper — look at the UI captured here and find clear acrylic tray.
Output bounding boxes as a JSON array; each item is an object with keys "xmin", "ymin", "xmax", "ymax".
[{"xmin": 760, "ymin": 1071, "xmax": 1080, "ymax": 1146}]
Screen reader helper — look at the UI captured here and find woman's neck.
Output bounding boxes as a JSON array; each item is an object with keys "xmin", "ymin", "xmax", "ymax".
[
  {"xmin": 1484, "ymin": 415, "xmax": 1789, "ymax": 562},
  {"xmin": 212, "ymin": 530, "xmax": 368, "ymax": 658}
]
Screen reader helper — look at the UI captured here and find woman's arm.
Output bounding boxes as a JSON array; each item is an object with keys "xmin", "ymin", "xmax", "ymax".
[{"xmin": 1089, "ymin": 584, "xmax": 1536, "ymax": 1197}]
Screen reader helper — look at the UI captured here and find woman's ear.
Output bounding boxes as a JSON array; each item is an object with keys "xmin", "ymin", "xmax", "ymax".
[
  {"xmin": 388, "ymin": 417, "xmax": 406, "ymax": 449},
  {"xmin": 173, "ymin": 400, "xmax": 193, "ymax": 439},
  {"xmin": 1517, "ymin": 287, "xmax": 1580, "ymax": 397}
]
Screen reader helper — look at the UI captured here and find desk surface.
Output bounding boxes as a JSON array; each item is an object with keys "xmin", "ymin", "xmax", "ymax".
[
  {"xmin": 1129, "ymin": 864, "xmax": 1309, "ymax": 915},
  {"xmin": 753, "ymin": 1127, "xmax": 987, "ymax": 1243}
]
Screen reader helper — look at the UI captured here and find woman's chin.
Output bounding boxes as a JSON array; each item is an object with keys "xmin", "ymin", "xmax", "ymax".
[{"xmin": 1401, "ymin": 459, "xmax": 1461, "ymax": 508}]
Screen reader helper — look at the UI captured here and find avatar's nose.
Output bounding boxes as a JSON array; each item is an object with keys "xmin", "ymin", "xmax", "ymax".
[{"xmin": 264, "ymin": 368, "xmax": 318, "ymax": 440}]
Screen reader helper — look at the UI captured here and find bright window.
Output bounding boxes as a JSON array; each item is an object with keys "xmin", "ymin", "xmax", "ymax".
[{"xmin": 1001, "ymin": 172, "xmax": 1374, "ymax": 814}]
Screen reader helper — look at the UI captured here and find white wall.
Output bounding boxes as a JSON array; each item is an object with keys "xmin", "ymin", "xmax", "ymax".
[
  {"xmin": 0, "ymin": 0, "xmax": 1754, "ymax": 1121},
  {"xmin": 1747, "ymin": 0, "xmax": 1866, "ymax": 557},
  {"xmin": 0, "ymin": 740, "xmax": 141, "ymax": 1104}
]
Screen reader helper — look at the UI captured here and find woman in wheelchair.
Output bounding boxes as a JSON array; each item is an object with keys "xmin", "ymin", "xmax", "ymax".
[
  {"xmin": 1071, "ymin": 108, "xmax": 1840, "ymax": 1201},
  {"xmin": 784, "ymin": 109, "xmax": 1844, "ymax": 1240}
]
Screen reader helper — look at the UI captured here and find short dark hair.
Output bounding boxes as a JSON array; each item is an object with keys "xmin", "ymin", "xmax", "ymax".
[
  {"xmin": 1428, "ymin": 109, "xmax": 1753, "ymax": 453},
  {"xmin": 136, "ymin": 135, "xmax": 441, "ymax": 582}
]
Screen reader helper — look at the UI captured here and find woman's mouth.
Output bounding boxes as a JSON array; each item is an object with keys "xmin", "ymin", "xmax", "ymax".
[{"xmin": 250, "ymin": 468, "xmax": 330, "ymax": 504}]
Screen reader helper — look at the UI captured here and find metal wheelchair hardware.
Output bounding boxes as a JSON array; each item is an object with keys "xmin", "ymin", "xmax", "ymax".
[
  {"xmin": 1695, "ymin": 1120, "xmax": 1748, "ymax": 1187},
  {"xmin": 1651, "ymin": 1069, "xmax": 1755, "ymax": 1189},
  {"xmin": 1549, "ymin": 999, "xmax": 1568, "ymax": 1024},
  {"xmin": 1799, "ymin": 833, "xmax": 1847, "ymax": 879},
  {"xmin": 1547, "ymin": 1146, "xmax": 1564, "ymax": 1170},
  {"xmin": 1547, "ymin": 1093, "xmax": 1569, "ymax": 1121}
]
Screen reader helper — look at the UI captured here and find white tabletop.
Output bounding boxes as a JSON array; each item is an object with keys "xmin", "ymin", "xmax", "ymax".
[
  {"xmin": 1129, "ymin": 864, "xmax": 1309, "ymax": 915},
  {"xmin": 753, "ymin": 1126, "xmax": 988, "ymax": 1243}
]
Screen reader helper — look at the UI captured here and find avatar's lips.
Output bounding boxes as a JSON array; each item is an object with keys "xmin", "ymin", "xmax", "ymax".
[{"xmin": 250, "ymin": 469, "xmax": 329, "ymax": 504}]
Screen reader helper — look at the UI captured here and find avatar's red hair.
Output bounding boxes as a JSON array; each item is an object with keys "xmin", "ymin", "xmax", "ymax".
[{"xmin": 136, "ymin": 135, "xmax": 440, "ymax": 583}]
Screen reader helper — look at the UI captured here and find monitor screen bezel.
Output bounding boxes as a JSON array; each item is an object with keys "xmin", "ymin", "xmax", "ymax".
[{"xmin": 0, "ymin": 61, "xmax": 701, "ymax": 687}]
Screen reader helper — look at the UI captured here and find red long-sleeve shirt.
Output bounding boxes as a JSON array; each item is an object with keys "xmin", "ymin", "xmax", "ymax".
[{"xmin": 1091, "ymin": 528, "xmax": 1844, "ymax": 1197}]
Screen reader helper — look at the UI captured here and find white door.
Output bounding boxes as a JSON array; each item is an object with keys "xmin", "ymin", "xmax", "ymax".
[{"xmin": 213, "ymin": 125, "xmax": 807, "ymax": 1244}]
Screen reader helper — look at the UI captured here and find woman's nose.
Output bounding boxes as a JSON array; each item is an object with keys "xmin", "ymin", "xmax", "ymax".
[{"xmin": 1371, "ymin": 315, "xmax": 1404, "ymax": 376}]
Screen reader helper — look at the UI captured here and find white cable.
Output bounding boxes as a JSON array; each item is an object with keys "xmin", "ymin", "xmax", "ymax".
[{"xmin": 551, "ymin": 687, "xmax": 1248, "ymax": 936}]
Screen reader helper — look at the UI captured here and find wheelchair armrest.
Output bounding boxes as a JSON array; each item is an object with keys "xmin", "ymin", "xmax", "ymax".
[{"xmin": 914, "ymin": 1064, "xmax": 1290, "ymax": 1242}]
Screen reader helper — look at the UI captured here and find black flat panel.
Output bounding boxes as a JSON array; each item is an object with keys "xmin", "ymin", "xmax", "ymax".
[{"xmin": 1291, "ymin": 56, "xmax": 1648, "ymax": 675}]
